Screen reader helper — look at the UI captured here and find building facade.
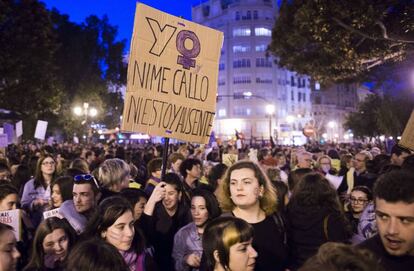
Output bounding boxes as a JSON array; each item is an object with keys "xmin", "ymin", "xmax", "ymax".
[{"xmin": 192, "ymin": 0, "xmax": 312, "ymax": 144}]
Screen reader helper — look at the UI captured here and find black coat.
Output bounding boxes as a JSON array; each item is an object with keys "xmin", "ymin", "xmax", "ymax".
[{"xmin": 286, "ymin": 204, "xmax": 351, "ymax": 270}]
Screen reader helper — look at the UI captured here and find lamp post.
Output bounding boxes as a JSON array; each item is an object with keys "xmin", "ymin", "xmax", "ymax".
[{"xmin": 73, "ymin": 102, "xmax": 97, "ymax": 142}]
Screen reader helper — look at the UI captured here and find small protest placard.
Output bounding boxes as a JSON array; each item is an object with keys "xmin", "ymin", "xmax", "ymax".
[
  {"xmin": 400, "ymin": 110, "xmax": 414, "ymax": 151},
  {"xmin": 0, "ymin": 134, "xmax": 7, "ymax": 148},
  {"xmin": 34, "ymin": 120, "xmax": 48, "ymax": 140},
  {"xmin": 0, "ymin": 209, "xmax": 22, "ymax": 241},
  {"xmin": 43, "ymin": 208, "xmax": 62, "ymax": 219},
  {"xmin": 16, "ymin": 120, "xmax": 23, "ymax": 138},
  {"xmin": 222, "ymin": 153, "xmax": 238, "ymax": 168},
  {"xmin": 121, "ymin": 4, "xmax": 223, "ymax": 144}
]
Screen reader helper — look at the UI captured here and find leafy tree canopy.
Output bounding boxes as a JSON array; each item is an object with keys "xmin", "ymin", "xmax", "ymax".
[{"xmin": 269, "ymin": 0, "xmax": 414, "ymax": 84}]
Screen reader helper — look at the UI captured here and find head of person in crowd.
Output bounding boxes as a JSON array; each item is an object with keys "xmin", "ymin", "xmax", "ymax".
[
  {"xmin": 316, "ymin": 155, "xmax": 332, "ymax": 174},
  {"xmin": 0, "ymin": 162, "xmax": 11, "ymax": 182},
  {"xmin": 296, "ymin": 151, "xmax": 313, "ymax": 169},
  {"xmin": 180, "ymin": 158, "xmax": 202, "ymax": 184},
  {"xmin": 373, "ymin": 170, "xmax": 414, "ymax": 257},
  {"xmin": 402, "ymin": 154, "xmax": 414, "ymax": 171},
  {"xmin": 390, "ymin": 144, "xmax": 411, "ymax": 166},
  {"xmin": 327, "ymin": 149, "xmax": 340, "ymax": 160},
  {"xmin": 349, "ymin": 186, "xmax": 372, "ymax": 218},
  {"xmin": 0, "ymin": 183, "xmax": 19, "ymax": 211},
  {"xmin": 353, "ymin": 151, "xmax": 372, "ymax": 173},
  {"xmin": 34, "ymin": 155, "xmax": 57, "ymax": 188},
  {"xmin": 266, "ymin": 167, "xmax": 282, "ymax": 183},
  {"xmin": 25, "ymin": 217, "xmax": 76, "ymax": 270},
  {"xmin": 272, "ymin": 180, "xmax": 289, "ymax": 213},
  {"xmin": 69, "ymin": 158, "xmax": 89, "ymax": 174},
  {"xmin": 287, "ymin": 168, "xmax": 312, "ymax": 192},
  {"xmin": 340, "ymin": 153, "xmax": 353, "ymax": 171},
  {"xmin": 257, "ymin": 148, "xmax": 272, "ymax": 162},
  {"xmin": 162, "ymin": 173, "xmax": 185, "ymax": 214},
  {"xmin": 50, "ymin": 176, "xmax": 73, "ymax": 209},
  {"xmin": 0, "ymin": 223, "xmax": 21, "ymax": 271},
  {"xmin": 190, "ymin": 189, "xmax": 221, "ymax": 233},
  {"xmin": 299, "ymin": 242, "xmax": 383, "ymax": 271},
  {"xmin": 65, "ymin": 238, "xmax": 129, "ymax": 271},
  {"xmin": 207, "ymin": 163, "xmax": 228, "ymax": 194},
  {"xmin": 147, "ymin": 158, "xmax": 162, "ymax": 180},
  {"xmin": 178, "ymin": 145, "xmax": 190, "ymax": 158},
  {"xmin": 274, "ymin": 152, "xmax": 287, "ymax": 168},
  {"xmin": 83, "ymin": 196, "xmax": 144, "ymax": 255},
  {"xmin": 290, "ymin": 173, "xmax": 343, "ymax": 213},
  {"xmin": 370, "ymin": 147, "xmax": 382, "ymax": 158},
  {"xmin": 202, "ymin": 216, "xmax": 257, "ymax": 271},
  {"xmin": 168, "ymin": 153, "xmax": 185, "ymax": 174},
  {"xmin": 98, "ymin": 158, "xmax": 130, "ymax": 192},
  {"xmin": 371, "ymin": 154, "xmax": 391, "ymax": 174},
  {"xmin": 11, "ymin": 164, "xmax": 30, "ymax": 194},
  {"xmin": 72, "ymin": 174, "xmax": 101, "ymax": 216},
  {"xmin": 120, "ymin": 188, "xmax": 148, "ymax": 220},
  {"xmin": 206, "ymin": 150, "xmax": 220, "ymax": 163},
  {"xmin": 85, "ymin": 150, "xmax": 96, "ymax": 165},
  {"xmin": 220, "ymin": 160, "xmax": 277, "ymax": 216}
]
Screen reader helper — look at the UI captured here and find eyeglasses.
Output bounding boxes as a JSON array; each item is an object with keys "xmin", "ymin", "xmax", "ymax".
[
  {"xmin": 74, "ymin": 174, "xmax": 100, "ymax": 189},
  {"xmin": 42, "ymin": 161, "xmax": 56, "ymax": 166},
  {"xmin": 350, "ymin": 197, "xmax": 368, "ymax": 204}
]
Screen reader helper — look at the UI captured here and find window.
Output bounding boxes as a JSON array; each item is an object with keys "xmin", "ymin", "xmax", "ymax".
[
  {"xmin": 291, "ymin": 90, "xmax": 294, "ymax": 101},
  {"xmin": 233, "ymin": 27, "xmax": 251, "ymax": 37},
  {"xmin": 218, "ymin": 79, "xmax": 226, "ymax": 86},
  {"xmin": 235, "ymin": 11, "xmax": 240, "ymax": 20},
  {"xmin": 255, "ymin": 27, "xmax": 271, "ymax": 36},
  {"xmin": 246, "ymin": 11, "xmax": 251, "ymax": 20},
  {"xmin": 256, "ymin": 77, "xmax": 272, "ymax": 84},
  {"xmin": 233, "ymin": 59, "xmax": 251, "ymax": 68},
  {"xmin": 255, "ymin": 44, "xmax": 267, "ymax": 52},
  {"xmin": 303, "ymin": 93, "xmax": 306, "ymax": 102},
  {"xmin": 291, "ymin": 76, "xmax": 295, "ymax": 87},
  {"xmin": 219, "ymin": 63, "xmax": 225, "ymax": 70},
  {"xmin": 233, "ymin": 45, "xmax": 251, "ymax": 53},
  {"xmin": 256, "ymin": 58, "xmax": 272, "ymax": 67},
  {"xmin": 233, "ymin": 76, "xmax": 251, "ymax": 84},
  {"xmin": 253, "ymin": 10, "xmax": 258, "ymax": 19},
  {"xmin": 298, "ymin": 92, "xmax": 301, "ymax": 102}
]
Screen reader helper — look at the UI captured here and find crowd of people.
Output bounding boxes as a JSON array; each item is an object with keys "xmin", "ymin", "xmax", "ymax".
[{"xmin": 0, "ymin": 139, "xmax": 413, "ymax": 271}]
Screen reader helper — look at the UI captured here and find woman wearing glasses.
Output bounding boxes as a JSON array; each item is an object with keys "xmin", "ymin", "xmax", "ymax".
[
  {"xmin": 345, "ymin": 186, "xmax": 372, "ymax": 235},
  {"xmin": 21, "ymin": 155, "xmax": 57, "ymax": 227}
]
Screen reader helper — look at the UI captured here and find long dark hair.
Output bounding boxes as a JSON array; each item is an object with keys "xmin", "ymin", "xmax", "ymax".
[
  {"xmin": 34, "ymin": 155, "xmax": 57, "ymax": 189},
  {"xmin": 24, "ymin": 217, "xmax": 77, "ymax": 271},
  {"xmin": 83, "ymin": 196, "xmax": 145, "ymax": 253},
  {"xmin": 289, "ymin": 173, "xmax": 343, "ymax": 213}
]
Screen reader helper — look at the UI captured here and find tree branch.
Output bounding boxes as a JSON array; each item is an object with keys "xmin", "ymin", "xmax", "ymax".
[{"xmin": 332, "ymin": 17, "xmax": 414, "ymax": 44}]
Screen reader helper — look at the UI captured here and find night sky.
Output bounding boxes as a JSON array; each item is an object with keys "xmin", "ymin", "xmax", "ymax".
[{"xmin": 42, "ymin": 0, "xmax": 202, "ymax": 50}]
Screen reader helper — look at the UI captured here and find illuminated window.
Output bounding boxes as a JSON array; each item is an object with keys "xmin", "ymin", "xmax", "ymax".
[
  {"xmin": 255, "ymin": 27, "xmax": 271, "ymax": 36},
  {"xmin": 255, "ymin": 44, "xmax": 267, "ymax": 52},
  {"xmin": 233, "ymin": 45, "xmax": 251, "ymax": 53},
  {"xmin": 218, "ymin": 109, "xmax": 226, "ymax": 117},
  {"xmin": 233, "ymin": 27, "xmax": 251, "ymax": 37}
]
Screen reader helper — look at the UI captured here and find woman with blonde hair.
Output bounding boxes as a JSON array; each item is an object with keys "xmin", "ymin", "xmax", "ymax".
[{"xmin": 219, "ymin": 160, "xmax": 288, "ymax": 271}]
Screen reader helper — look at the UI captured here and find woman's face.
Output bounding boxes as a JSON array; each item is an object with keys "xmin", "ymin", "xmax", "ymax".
[
  {"xmin": 162, "ymin": 184, "xmax": 181, "ymax": 212},
  {"xmin": 42, "ymin": 229, "xmax": 69, "ymax": 262},
  {"xmin": 0, "ymin": 194, "xmax": 18, "ymax": 211},
  {"xmin": 229, "ymin": 168, "xmax": 263, "ymax": 209},
  {"xmin": 0, "ymin": 229, "xmax": 20, "ymax": 271},
  {"xmin": 41, "ymin": 157, "xmax": 56, "ymax": 176},
  {"xmin": 227, "ymin": 239, "xmax": 257, "ymax": 271},
  {"xmin": 102, "ymin": 211, "xmax": 135, "ymax": 251},
  {"xmin": 51, "ymin": 184, "xmax": 63, "ymax": 208},
  {"xmin": 133, "ymin": 197, "xmax": 147, "ymax": 220},
  {"xmin": 191, "ymin": 196, "xmax": 209, "ymax": 228},
  {"xmin": 171, "ymin": 159, "xmax": 183, "ymax": 173},
  {"xmin": 350, "ymin": 190, "xmax": 369, "ymax": 213}
]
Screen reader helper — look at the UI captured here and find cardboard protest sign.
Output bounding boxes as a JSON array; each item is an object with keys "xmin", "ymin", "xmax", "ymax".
[
  {"xmin": 223, "ymin": 153, "xmax": 238, "ymax": 168},
  {"xmin": 34, "ymin": 120, "xmax": 48, "ymax": 140},
  {"xmin": 16, "ymin": 120, "xmax": 23, "ymax": 138},
  {"xmin": 43, "ymin": 208, "xmax": 63, "ymax": 219},
  {"xmin": 121, "ymin": 4, "xmax": 223, "ymax": 144},
  {"xmin": 3, "ymin": 123, "xmax": 14, "ymax": 143},
  {"xmin": 400, "ymin": 110, "xmax": 414, "ymax": 151},
  {"xmin": 0, "ymin": 134, "xmax": 7, "ymax": 148},
  {"xmin": 0, "ymin": 209, "xmax": 22, "ymax": 241}
]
